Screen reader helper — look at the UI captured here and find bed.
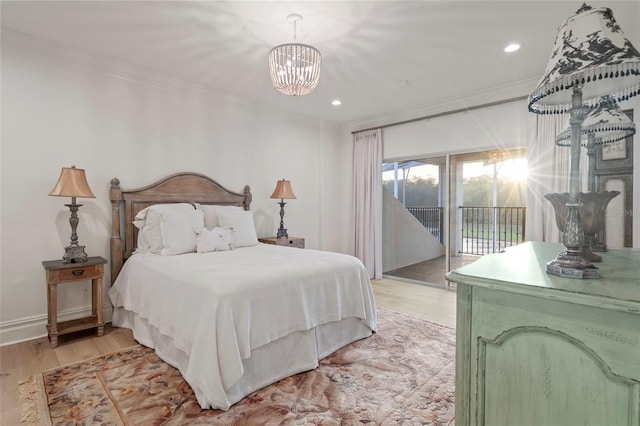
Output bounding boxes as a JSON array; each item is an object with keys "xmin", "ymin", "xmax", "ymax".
[{"xmin": 107, "ymin": 172, "xmax": 377, "ymax": 410}]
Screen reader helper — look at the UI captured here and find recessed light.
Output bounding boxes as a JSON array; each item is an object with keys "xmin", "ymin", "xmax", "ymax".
[
  {"xmin": 504, "ymin": 43, "xmax": 520, "ymax": 53},
  {"xmin": 331, "ymin": 99, "xmax": 342, "ymax": 106}
]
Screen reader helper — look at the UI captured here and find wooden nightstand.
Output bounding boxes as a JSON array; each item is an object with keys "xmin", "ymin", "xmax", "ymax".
[
  {"xmin": 42, "ymin": 256, "xmax": 107, "ymax": 348},
  {"xmin": 259, "ymin": 236, "xmax": 305, "ymax": 249}
]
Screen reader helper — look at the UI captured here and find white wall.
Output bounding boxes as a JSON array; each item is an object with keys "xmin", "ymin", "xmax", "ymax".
[{"xmin": 0, "ymin": 44, "xmax": 344, "ymax": 345}]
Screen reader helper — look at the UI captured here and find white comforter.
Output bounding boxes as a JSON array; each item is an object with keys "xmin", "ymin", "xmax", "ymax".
[{"xmin": 108, "ymin": 243, "xmax": 377, "ymax": 409}]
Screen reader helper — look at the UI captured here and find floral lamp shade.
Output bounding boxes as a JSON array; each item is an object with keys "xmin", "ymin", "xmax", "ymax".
[
  {"xmin": 528, "ymin": 4, "xmax": 640, "ymax": 115},
  {"xmin": 556, "ymin": 96, "xmax": 636, "ymax": 146}
]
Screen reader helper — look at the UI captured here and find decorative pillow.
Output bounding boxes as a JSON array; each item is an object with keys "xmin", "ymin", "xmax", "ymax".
[
  {"xmin": 158, "ymin": 209, "xmax": 205, "ymax": 255},
  {"xmin": 133, "ymin": 203, "xmax": 195, "ymax": 252},
  {"xmin": 195, "ymin": 226, "xmax": 235, "ymax": 253},
  {"xmin": 216, "ymin": 210, "xmax": 259, "ymax": 248},
  {"xmin": 194, "ymin": 203, "xmax": 244, "ymax": 228}
]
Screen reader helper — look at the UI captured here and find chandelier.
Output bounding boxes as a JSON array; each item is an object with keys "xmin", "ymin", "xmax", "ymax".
[{"xmin": 268, "ymin": 14, "xmax": 322, "ymax": 96}]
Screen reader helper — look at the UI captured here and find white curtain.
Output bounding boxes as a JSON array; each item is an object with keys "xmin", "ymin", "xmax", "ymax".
[
  {"xmin": 526, "ymin": 113, "xmax": 571, "ymax": 242},
  {"xmin": 351, "ymin": 129, "xmax": 383, "ymax": 279}
]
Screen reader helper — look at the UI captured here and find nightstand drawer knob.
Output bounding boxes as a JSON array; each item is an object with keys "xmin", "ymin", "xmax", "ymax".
[{"xmin": 72, "ymin": 270, "xmax": 84, "ymax": 277}]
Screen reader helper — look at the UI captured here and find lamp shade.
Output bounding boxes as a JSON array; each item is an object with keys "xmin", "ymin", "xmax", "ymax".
[
  {"xmin": 270, "ymin": 179, "xmax": 297, "ymax": 200},
  {"xmin": 528, "ymin": 4, "xmax": 640, "ymax": 114},
  {"xmin": 48, "ymin": 166, "xmax": 96, "ymax": 198},
  {"xmin": 556, "ymin": 96, "xmax": 636, "ymax": 146}
]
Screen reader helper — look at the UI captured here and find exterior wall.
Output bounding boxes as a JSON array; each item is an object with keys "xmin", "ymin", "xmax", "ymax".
[{"xmin": 382, "ymin": 189, "xmax": 444, "ymax": 272}]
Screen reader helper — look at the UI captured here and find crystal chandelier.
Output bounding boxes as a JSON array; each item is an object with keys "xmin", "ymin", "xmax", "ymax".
[{"xmin": 268, "ymin": 14, "xmax": 321, "ymax": 96}]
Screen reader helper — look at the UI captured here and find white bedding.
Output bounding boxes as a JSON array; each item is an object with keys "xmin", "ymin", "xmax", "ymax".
[{"xmin": 108, "ymin": 243, "xmax": 377, "ymax": 410}]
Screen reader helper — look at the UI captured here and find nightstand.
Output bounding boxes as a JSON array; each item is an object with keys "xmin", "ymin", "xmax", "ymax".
[
  {"xmin": 42, "ymin": 256, "xmax": 107, "ymax": 348},
  {"xmin": 259, "ymin": 236, "xmax": 305, "ymax": 249}
]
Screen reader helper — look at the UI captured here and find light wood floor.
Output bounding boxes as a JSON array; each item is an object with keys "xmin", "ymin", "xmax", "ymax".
[
  {"xmin": 384, "ymin": 254, "xmax": 479, "ymax": 286},
  {"xmin": 0, "ymin": 279, "xmax": 456, "ymax": 424}
]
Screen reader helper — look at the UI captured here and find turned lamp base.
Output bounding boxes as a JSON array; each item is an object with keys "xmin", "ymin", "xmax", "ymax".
[
  {"xmin": 276, "ymin": 227, "xmax": 288, "ymax": 239},
  {"xmin": 63, "ymin": 244, "xmax": 89, "ymax": 263},
  {"xmin": 61, "ymin": 201, "xmax": 90, "ymax": 263},
  {"xmin": 546, "ymin": 251, "xmax": 599, "ymax": 279}
]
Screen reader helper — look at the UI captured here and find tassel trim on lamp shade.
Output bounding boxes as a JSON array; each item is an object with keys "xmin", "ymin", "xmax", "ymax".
[{"xmin": 556, "ymin": 96, "xmax": 636, "ymax": 146}]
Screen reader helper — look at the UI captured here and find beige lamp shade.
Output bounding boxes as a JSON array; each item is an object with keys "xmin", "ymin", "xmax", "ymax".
[
  {"xmin": 49, "ymin": 166, "xmax": 96, "ymax": 198},
  {"xmin": 270, "ymin": 179, "xmax": 296, "ymax": 200}
]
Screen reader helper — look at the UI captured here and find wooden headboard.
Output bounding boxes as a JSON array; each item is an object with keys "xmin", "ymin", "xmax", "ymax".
[{"xmin": 109, "ymin": 172, "xmax": 252, "ymax": 283}]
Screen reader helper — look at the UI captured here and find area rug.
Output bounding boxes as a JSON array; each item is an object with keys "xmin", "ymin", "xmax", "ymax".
[{"xmin": 19, "ymin": 308, "xmax": 455, "ymax": 425}]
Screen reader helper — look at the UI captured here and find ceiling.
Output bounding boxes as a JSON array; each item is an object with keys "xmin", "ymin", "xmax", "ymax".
[{"xmin": 2, "ymin": 1, "xmax": 639, "ymax": 126}]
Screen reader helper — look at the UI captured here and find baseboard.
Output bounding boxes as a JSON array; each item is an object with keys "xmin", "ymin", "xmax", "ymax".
[{"xmin": 0, "ymin": 304, "xmax": 114, "ymax": 347}]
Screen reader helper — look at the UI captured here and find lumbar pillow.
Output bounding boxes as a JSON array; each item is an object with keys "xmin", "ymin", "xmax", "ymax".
[
  {"xmin": 195, "ymin": 226, "xmax": 235, "ymax": 253},
  {"xmin": 158, "ymin": 209, "xmax": 205, "ymax": 255},
  {"xmin": 216, "ymin": 210, "xmax": 259, "ymax": 248}
]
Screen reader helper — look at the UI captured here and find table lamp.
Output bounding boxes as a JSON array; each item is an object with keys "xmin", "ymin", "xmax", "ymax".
[
  {"xmin": 49, "ymin": 165, "xmax": 96, "ymax": 263},
  {"xmin": 528, "ymin": 3, "xmax": 640, "ymax": 278},
  {"xmin": 270, "ymin": 179, "xmax": 296, "ymax": 238},
  {"xmin": 549, "ymin": 96, "xmax": 636, "ymax": 261},
  {"xmin": 556, "ymin": 96, "xmax": 636, "ymax": 192}
]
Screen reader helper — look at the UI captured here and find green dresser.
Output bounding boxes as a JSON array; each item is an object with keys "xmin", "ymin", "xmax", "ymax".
[{"xmin": 446, "ymin": 242, "xmax": 640, "ymax": 426}]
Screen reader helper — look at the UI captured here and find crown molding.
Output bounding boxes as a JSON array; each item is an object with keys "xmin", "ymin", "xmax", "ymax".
[{"xmin": 343, "ymin": 76, "xmax": 541, "ymax": 133}]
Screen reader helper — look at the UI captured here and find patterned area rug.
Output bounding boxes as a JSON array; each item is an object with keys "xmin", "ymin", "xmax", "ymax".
[{"xmin": 19, "ymin": 308, "xmax": 455, "ymax": 425}]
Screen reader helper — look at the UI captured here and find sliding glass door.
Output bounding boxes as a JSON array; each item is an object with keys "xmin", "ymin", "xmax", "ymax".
[
  {"xmin": 383, "ymin": 148, "xmax": 527, "ymax": 288},
  {"xmin": 381, "ymin": 157, "xmax": 450, "ymax": 286}
]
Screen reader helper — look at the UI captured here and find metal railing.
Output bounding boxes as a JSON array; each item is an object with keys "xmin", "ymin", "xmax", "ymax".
[
  {"xmin": 406, "ymin": 206, "xmax": 444, "ymax": 243},
  {"xmin": 459, "ymin": 206, "xmax": 526, "ymax": 255}
]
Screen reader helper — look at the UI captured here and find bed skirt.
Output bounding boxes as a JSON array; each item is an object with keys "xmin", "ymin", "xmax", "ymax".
[{"xmin": 111, "ymin": 308, "xmax": 373, "ymax": 409}]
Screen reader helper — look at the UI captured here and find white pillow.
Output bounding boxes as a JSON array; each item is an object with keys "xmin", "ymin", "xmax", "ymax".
[
  {"xmin": 133, "ymin": 203, "xmax": 195, "ymax": 251},
  {"xmin": 135, "ymin": 203, "xmax": 195, "ymax": 221},
  {"xmin": 194, "ymin": 203, "xmax": 244, "ymax": 228},
  {"xmin": 216, "ymin": 210, "xmax": 259, "ymax": 248},
  {"xmin": 158, "ymin": 209, "xmax": 205, "ymax": 255},
  {"xmin": 195, "ymin": 226, "xmax": 235, "ymax": 253}
]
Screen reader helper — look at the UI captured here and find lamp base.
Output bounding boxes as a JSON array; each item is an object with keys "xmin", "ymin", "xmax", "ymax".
[
  {"xmin": 63, "ymin": 244, "xmax": 88, "ymax": 263},
  {"xmin": 589, "ymin": 237, "xmax": 608, "ymax": 253},
  {"xmin": 276, "ymin": 227, "xmax": 288, "ymax": 239},
  {"xmin": 546, "ymin": 251, "xmax": 599, "ymax": 279},
  {"xmin": 580, "ymin": 242, "xmax": 602, "ymax": 262}
]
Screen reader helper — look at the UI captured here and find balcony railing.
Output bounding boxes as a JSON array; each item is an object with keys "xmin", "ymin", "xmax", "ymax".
[
  {"xmin": 459, "ymin": 206, "xmax": 526, "ymax": 255},
  {"xmin": 404, "ymin": 206, "xmax": 526, "ymax": 254},
  {"xmin": 406, "ymin": 206, "xmax": 444, "ymax": 243}
]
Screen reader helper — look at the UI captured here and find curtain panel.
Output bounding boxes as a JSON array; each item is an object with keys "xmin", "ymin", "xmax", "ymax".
[
  {"xmin": 351, "ymin": 129, "xmax": 383, "ymax": 279},
  {"xmin": 526, "ymin": 113, "xmax": 571, "ymax": 243}
]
